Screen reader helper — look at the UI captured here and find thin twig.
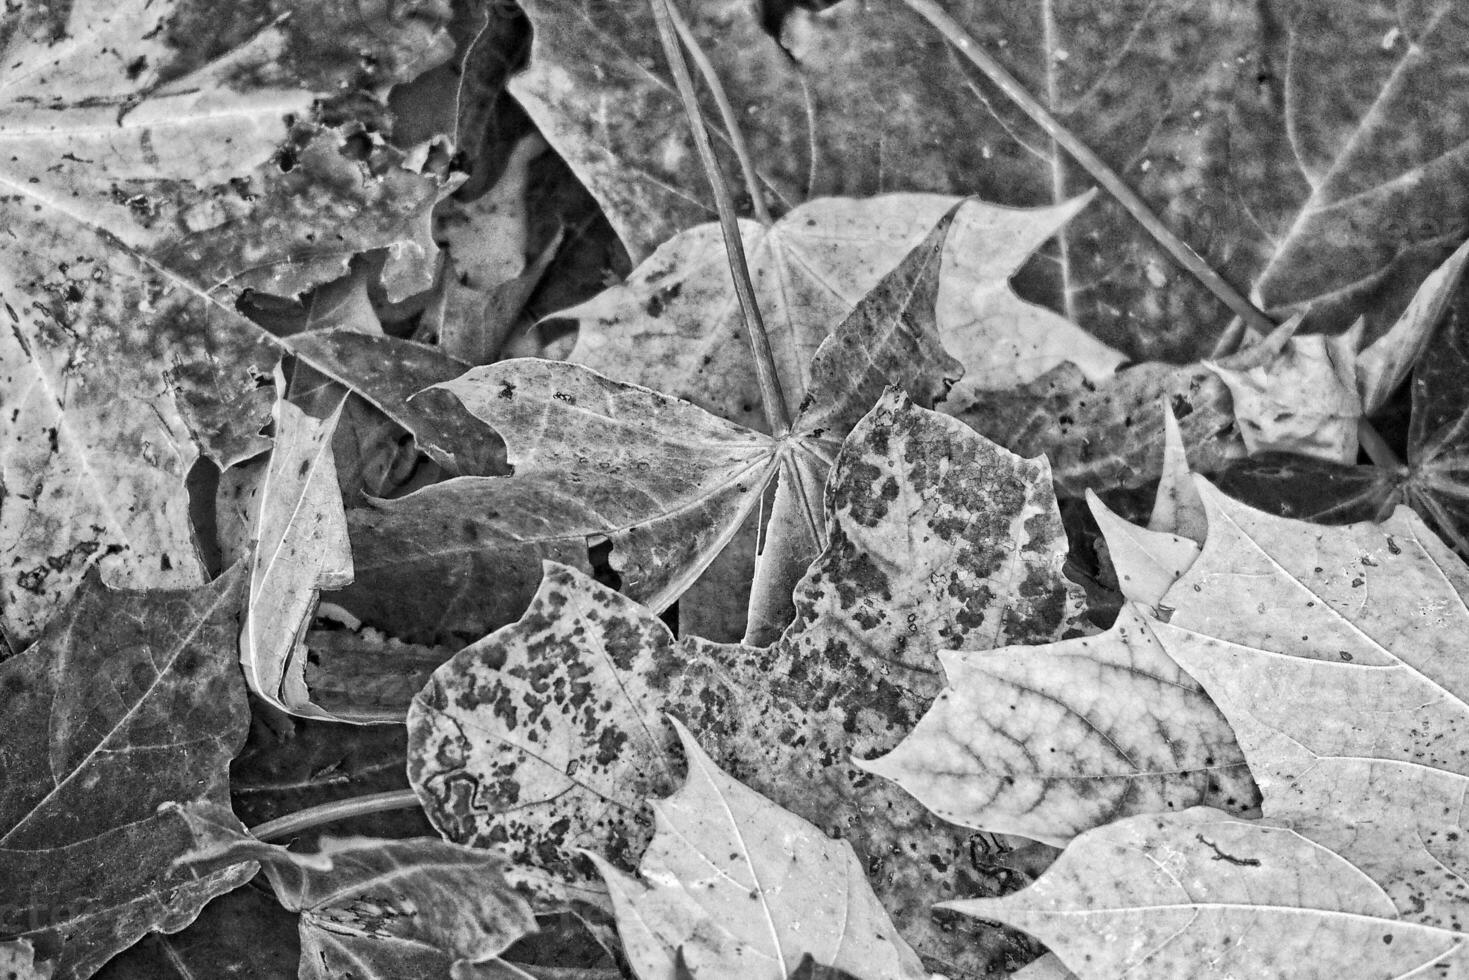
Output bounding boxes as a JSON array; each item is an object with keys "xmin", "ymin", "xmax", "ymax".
[
  {"xmin": 902, "ymin": 0, "xmax": 1277, "ymax": 337},
  {"xmin": 666, "ymin": 2, "xmax": 773, "ymax": 226},
  {"xmin": 248, "ymin": 789, "xmax": 422, "ymax": 842},
  {"xmin": 648, "ymin": 0, "xmax": 793, "ymax": 434}
]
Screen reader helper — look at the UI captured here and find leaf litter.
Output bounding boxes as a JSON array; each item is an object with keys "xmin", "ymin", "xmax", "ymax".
[{"xmin": 4, "ymin": 1, "xmax": 1469, "ymax": 979}]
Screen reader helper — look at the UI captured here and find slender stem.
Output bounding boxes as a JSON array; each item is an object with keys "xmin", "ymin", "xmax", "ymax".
[
  {"xmin": 648, "ymin": 0, "xmax": 793, "ymax": 434},
  {"xmin": 666, "ymin": 2, "xmax": 773, "ymax": 226},
  {"xmin": 903, "ymin": 0, "xmax": 1277, "ymax": 337},
  {"xmin": 1357, "ymin": 417, "xmax": 1402, "ymax": 469},
  {"xmin": 248, "ymin": 790, "xmax": 422, "ymax": 842}
]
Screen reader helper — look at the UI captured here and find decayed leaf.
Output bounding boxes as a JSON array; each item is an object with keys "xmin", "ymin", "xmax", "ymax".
[
  {"xmin": 409, "ymin": 391, "xmax": 1085, "ymax": 976},
  {"xmin": 287, "ymin": 331, "xmax": 508, "ymax": 477},
  {"xmin": 590, "ymin": 720, "xmax": 926, "ymax": 980},
  {"xmin": 857, "ymin": 604, "xmax": 1253, "ymax": 846},
  {"xmin": 948, "ymin": 482, "xmax": 1469, "ymax": 976},
  {"xmin": 343, "ymin": 206, "xmax": 964, "ymax": 645},
  {"xmin": 240, "ymin": 395, "xmax": 358, "ymax": 721},
  {"xmin": 0, "ymin": 571, "xmax": 253, "ymax": 980},
  {"xmin": 173, "ymin": 802, "xmax": 537, "ymax": 980},
  {"xmin": 0, "ymin": 0, "xmax": 453, "ymax": 647}
]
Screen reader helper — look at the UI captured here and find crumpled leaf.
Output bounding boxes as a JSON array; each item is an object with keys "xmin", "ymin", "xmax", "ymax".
[
  {"xmin": 857, "ymin": 604, "xmax": 1253, "ymax": 846},
  {"xmin": 287, "ymin": 330, "xmax": 508, "ymax": 477},
  {"xmin": 240, "ymin": 395, "xmax": 359, "ymax": 721},
  {"xmin": 172, "ymin": 802, "xmax": 536, "ymax": 980},
  {"xmin": 950, "ymin": 481, "xmax": 1469, "ymax": 976},
  {"xmin": 0, "ymin": 0, "xmax": 454, "ymax": 647},
  {"xmin": 345, "ymin": 204, "xmax": 965, "ymax": 646},
  {"xmin": 590, "ymin": 719, "xmax": 926, "ymax": 980},
  {"xmin": 409, "ymin": 390, "xmax": 1085, "ymax": 976},
  {"xmin": 563, "ymin": 194, "xmax": 1112, "ymax": 437},
  {"xmin": 1206, "ymin": 316, "xmax": 1362, "ymax": 463},
  {"xmin": 0, "ymin": 570, "xmax": 253, "ymax": 980}
]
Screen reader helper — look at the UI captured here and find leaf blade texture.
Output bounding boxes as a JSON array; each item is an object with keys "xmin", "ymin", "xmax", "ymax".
[{"xmin": 0, "ymin": 571, "xmax": 253, "ymax": 979}]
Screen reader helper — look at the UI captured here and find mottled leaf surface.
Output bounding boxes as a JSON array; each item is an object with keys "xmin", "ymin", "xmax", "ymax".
[
  {"xmin": 859, "ymin": 605, "xmax": 1254, "ymax": 846},
  {"xmin": 173, "ymin": 802, "xmax": 536, "ymax": 980},
  {"xmin": 592, "ymin": 721, "xmax": 925, "ymax": 980},
  {"xmin": 0, "ymin": 0, "xmax": 453, "ymax": 646},
  {"xmin": 409, "ymin": 392, "xmax": 1085, "ymax": 977},
  {"xmin": 0, "ymin": 572, "xmax": 253, "ymax": 979}
]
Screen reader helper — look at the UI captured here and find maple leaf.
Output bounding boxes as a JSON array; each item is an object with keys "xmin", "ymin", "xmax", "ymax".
[
  {"xmin": 590, "ymin": 719, "xmax": 926, "ymax": 980},
  {"xmin": 945, "ymin": 480, "xmax": 1469, "ymax": 976},
  {"xmin": 172, "ymin": 802, "xmax": 537, "ymax": 980},
  {"xmin": 0, "ymin": 570, "xmax": 252, "ymax": 980},
  {"xmin": 0, "ymin": 0, "xmax": 454, "ymax": 648},
  {"xmin": 334, "ymin": 203, "xmax": 964, "ymax": 647},
  {"xmin": 407, "ymin": 390, "xmax": 1085, "ymax": 977},
  {"xmin": 1216, "ymin": 244, "xmax": 1469, "ymax": 555}
]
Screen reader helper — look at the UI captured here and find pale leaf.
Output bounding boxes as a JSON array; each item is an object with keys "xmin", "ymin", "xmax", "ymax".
[
  {"xmin": 1086, "ymin": 491, "xmax": 1199, "ymax": 608},
  {"xmin": 944, "ymin": 808, "xmax": 1466, "ymax": 978},
  {"xmin": 590, "ymin": 719, "xmax": 926, "ymax": 980},
  {"xmin": 858, "ymin": 605, "xmax": 1252, "ymax": 846},
  {"xmin": 1147, "ymin": 403, "xmax": 1207, "ymax": 543},
  {"xmin": 241, "ymin": 396, "xmax": 359, "ymax": 722}
]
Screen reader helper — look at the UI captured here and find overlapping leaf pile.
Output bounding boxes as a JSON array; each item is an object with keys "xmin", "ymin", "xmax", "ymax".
[{"xmin": 3, "ymin": 1, "xmax": 1469, "ymax": 979}]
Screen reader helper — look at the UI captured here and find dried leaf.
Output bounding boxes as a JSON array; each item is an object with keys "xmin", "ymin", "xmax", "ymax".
[
  {"xmin": 240, "ymin": 396, "xmax": 358, "ymax": 721},
  {"xmin": 0, "ymin": 0, "xmax": 453, "ymax": 646},
  {"xmin": 409, "ymin": 391, "xmax": 1085, "ymax": 976},
  {"xmin": 1147, "ymin": 404, "xmax": 1207, "ymax": 542},
  {"xmin": 1086, "ymin": 492, "xmax": 1198, "ymax": 608},
  {"xmin": 950, "ymin": 481, "xmax": 1469, "ymax": 976},
  {"xmin": 1206, "ymin": 317, "xmax": 1362, "ymax": 463},
  {"xmin": 590, "ymin": 720, "xmax": 925, "ymax": 980},
  {"xmin": 0, "ymin": 571, "xmax": 253, "ymax": 979},
  {"xmin": 287, "ymin": 331, "xmax": 509, "ymax": 476},
  {"xmin": 858, "ymin": 604, "xmax": 1253, "ymax": 846},
  {"xmin": 944, "ymin": 808, "xmax": 1465, "ymax": 978},
  {"xmin": 173, "ymin": 802, "xmax": 536, "ymax": 980}
]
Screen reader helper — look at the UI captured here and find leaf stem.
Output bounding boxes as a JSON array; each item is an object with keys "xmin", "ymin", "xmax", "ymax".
[
  {"xmin": 648, "ymin": 0, "xmax": 793, "ymax": 435},
  {"xmin": 1357, "ymin": 417, "xmax": 1402, "ymax": 469},
  {"xmin": 666, "ymin": 2, "xmax": 773, "ymax": 226},
  {"xmin": 902, "ymin": 0, "xmax": 1277, "ymax": 337},
  {"xmin": 248, "ymin": 789, "xmax": 422, "ymax": 842}
]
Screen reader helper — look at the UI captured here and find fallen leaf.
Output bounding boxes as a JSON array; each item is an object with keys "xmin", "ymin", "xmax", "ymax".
[
  {"xmin": 172, "ymin": 802, "xmax": 537, "ymax": 980},
  {"xmin": 952, "ymin": 360, "xmax": 1246, "ymax": 496},
  {"xmin": 1085, "ymin": 493, "xmax": 1198, "ymax": 608},
  {"xmin": 590, "ymin": 719, "xmax": 926, "ymax": 980},
  {"xmin": 286, "ymin": 330, "xmax": 509, "ymax": 476},
  {"xmin": 240, "ymin": 395, "xmax": 358, "ymax": 721},
  {"xmin": 944, "ymin": 807, "xmax": 1465, "ymax": 978},
  {"xmin": 348, "ymin": 205, "xmax": 965, "ymax": 645},
  {"xmin": 0, "ymin": 0, "xmax": 454, "ymax": 647},
  {"xmin": 948, "ymin": 480, "xmax": 1469, "ymax": 977},
  {"xmin": 1206, "ymin": 316, "xmax": 1362, "ymax": 463},
  {"xmin": 857, "ymin": 604, "xmax": 1253, "ymax": 846},
  {"xmin": 0, "ymin": 570, "xmax": 253, "ymax": 979},
  {"xmin": 408, "ymin": 391, "xmax": 1085, "ymax": 976},
  {"xmin": 1147, "ymin": 405, "xmax": 1207, "ymax": 542}
]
